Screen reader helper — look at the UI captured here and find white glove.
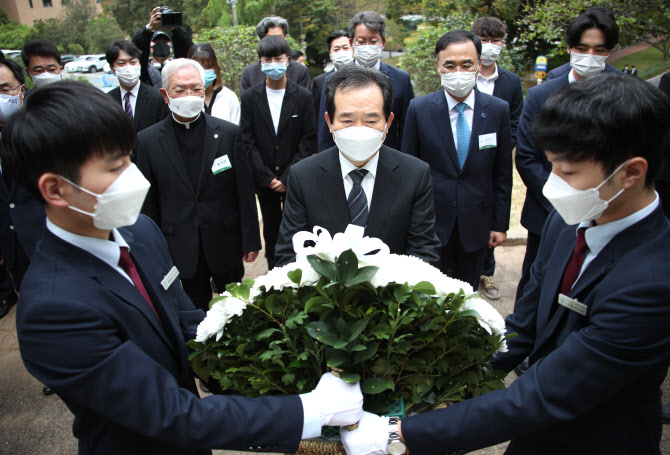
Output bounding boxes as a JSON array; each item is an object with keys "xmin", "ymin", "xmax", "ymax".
[
  {"xmin": 301, "ymin": 372, "xmax": 364, "ymax": 427},
  {"xmin": 341, "ymin": 411, "xmax": 390, "ymax": 455}
]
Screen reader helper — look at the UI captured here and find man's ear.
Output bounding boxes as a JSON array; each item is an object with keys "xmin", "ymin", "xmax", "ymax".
[
  {"xmin": 38, "ymin": 173, "xmax": 71, "ymax": 208},
  {"xmin": 620, "ymin": 157, "xmax": 648, "ymax": 190},
  {"xmin": 383, "ymin": 112, "xmax": 394, "ymax": 141},
  {"xmin": 160, "ymin": 88, "xmax": 170, "ymax": 105},
  {"xmin": 325, "ymin": 112, "xmax": 334, "ymax": 134}
]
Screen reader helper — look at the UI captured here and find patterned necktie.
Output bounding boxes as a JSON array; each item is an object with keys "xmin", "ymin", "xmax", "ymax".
[
  {"xmin": 560, "ymin": 228, "xmax": 588, "ymax": 295},
  {"xmin": 347, "ymin": 169, "xmax": 369, "ymax": 228},
  {"xmin": 454, "ymin": 102, "xmax": 470, "ymax": 168},
  {"xmin": 118, "ymin": 247, "xmax": 161, "ymax": 322},
  {"xmin": 124, "ymin": 91, "xmax": 134, "ymax": 121}
]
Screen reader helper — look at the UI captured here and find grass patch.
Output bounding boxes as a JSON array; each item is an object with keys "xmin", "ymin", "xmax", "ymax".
[{"xmin": 611, "ymin": 46, "xmax": 670, "ymax": 79}]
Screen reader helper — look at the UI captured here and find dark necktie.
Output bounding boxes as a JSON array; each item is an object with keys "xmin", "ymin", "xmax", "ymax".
[
  {"xmin": 118, "ymin": 247, "xmax": 161, "ymax": 322},
  {"xmin": 347, "ymin": 169, "xmax": 369, "ymax": 228},
  {"xmin": 560, "ymin": 228, "xmax": 588, "ymax": 295},
  {"xmin": 124, "ymin": 91, "xmax": 134, "ymax": 121}
]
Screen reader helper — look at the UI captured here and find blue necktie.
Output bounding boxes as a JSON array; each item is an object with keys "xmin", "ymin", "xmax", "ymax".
[
  {"xmin": 347, "ymin": 169, "xmax": 369, "ymax": 228},
  {"xmin": 455, "ymin": 102, "xmax": 470, "ymax": 168}
]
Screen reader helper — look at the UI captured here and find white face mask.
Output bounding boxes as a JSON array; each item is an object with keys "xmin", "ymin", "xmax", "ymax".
[
  {"xmin": 168, "ymin": 95, "xmax": 204, "ymax": 118},
  {"xmin": 354, "ymin": 45, "xmax": 382, "ymax": 67},
  {"xmin": 0, "ymin": 92, "xmax": 21, "ymax": 122},
  {"xmin": 61, "ymin": 163, "xmax": 151, "ymax": 230},
  {"xmin": 332, "ymin": 125, "xmax": 386, "ymax": 163},
  {"xmin": 115, "ymin": 65, "xmax": 141, "ymax": 87},
  {"xmin": 331, "ymin": 50, "xmax": 354, "ymax": 68},
  {"xmin": 542, "ymin": 161, "xmax": 627, "ymax": 225},
  {"xmin": 570, "ymin": 52, "xmax": 608, "ymax": 78},
  {"xmin": 440, "ymin": 68, "xmax": 478, "ymax": 99},
  {"xmin": 481, "ymin": 43, "xmax": 502, "ymax": 66},
  {"xmin": 31, "ymin": 71, "xmax": 61, "ymax": 88}
]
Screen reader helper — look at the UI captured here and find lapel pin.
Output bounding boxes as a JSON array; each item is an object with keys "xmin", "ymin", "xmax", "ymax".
[
  {"xmin": 214, "ymin": 134, "xmax": 219, "ymax": 138},
  {"xmin": 481, "ymin": 113, "xmax": 486, "ymax": 118}
]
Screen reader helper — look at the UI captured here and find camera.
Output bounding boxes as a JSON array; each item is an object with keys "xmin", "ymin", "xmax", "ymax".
[{"xmin": 158, "ymin": 6, "xmax": 182, "ymax": 28}]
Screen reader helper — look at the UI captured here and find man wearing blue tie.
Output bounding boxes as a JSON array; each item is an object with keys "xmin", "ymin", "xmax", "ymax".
[{"xmin": 402, "ymin": 30, "xmax": 512, "ymax": 290}]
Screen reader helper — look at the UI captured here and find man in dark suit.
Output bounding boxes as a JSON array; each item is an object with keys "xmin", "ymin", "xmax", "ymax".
[
  {"xmin": 275, "ymin": 66, "xmax": 440, "ymax": 267},
  {"xmin": 402, "ymin": 30, "xmax": 512, "ymax": 291},
  {"xmin": 515, "ymin": 7, "xmax": 621, "ymax": 304},
  {"xmin": 240, "ymin": 16, "xmax": 311, "ymax": 94},
  {"xmin": 240, "ymin": 36, "xmax": 316, "ymax": 270},
  {"xmin": 106, "ymin": 41, "xmax": 169, "ymax": 134},
  {"xmin": 137, "ymin": 59, "xmax": 261, "ymax": 310},
  {"xmin": 316, "ymin": 11, "xmax": 414, "ymax": 152},
  {"xmin": 343, "ymin": 73, "xmax": 670, "ymax": 455},
  {"xmin": 311, "ymin": 30, "xmax": 353, "ymax": 116},
  {"xmin": 3, "ymin": 81, "xmax": 363, "ymax": 455},
  {"xmin": 470, "ymin": 16, "xmax": 524, "ymax": 299}
]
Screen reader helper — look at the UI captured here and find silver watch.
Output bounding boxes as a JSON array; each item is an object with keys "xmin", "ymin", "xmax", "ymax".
[{"xmin": 387, "ymin": 416, "xmax": 407, "ymax": 455}]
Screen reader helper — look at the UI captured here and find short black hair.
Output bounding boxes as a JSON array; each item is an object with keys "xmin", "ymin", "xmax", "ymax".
[
  {"xmin": 290, "ymin": 50, "xmax": 304, "ymax": 61},
  {"xmin": 349, "ymin": 11, "xmax": 386, "ymax": 40},
  {"xmin": 325, "ymin": 66, "xmax": 393, "ymax": 122},
  {"xmin": 256, "ymin": 16, "xmax": 289, "ymax": 39},
  {"xmin": 565, "ymin": 7, "xmax": 619, "ymax": 50},
  {"xmin": 435, "ymin": 30, "xmax": 482, "ymax": 59},
  {"xmin": 106, "ymin": 40, "xmax": 142, "ymax": 66},
  {"xmin": 327, "ymin": 30, "xmax": 349, "ymax": 51},
  {"xmin": 0, "ymin": 59, "xmax": 25, "ymax": 85},
  {"xmin": 257, "ymin": 35, "xmax": 291, "ymax": 59},
  {"xmin": 534, "ymin": 73, "xmax": 668, "ymax": 188},
  {"xmin": 471, "ymin": 17, "xmax": 507, "ymax": 39},
  {"xmin": 21, "ymin": 39, "xmax": 61, "ymax": 68},
  {"xmin": 0, "ymin": 81, "xmax": 136, "ymax": 203}
]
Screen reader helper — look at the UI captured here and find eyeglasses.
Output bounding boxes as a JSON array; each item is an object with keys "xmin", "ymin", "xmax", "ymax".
[
  {"xmin": 0, "ymin": 85, "xmax": 21, "ymax": 95},
  {"xmin": 168, "ymin": 86, "xmax": 205, "ymax": 96},
  {"xmin": 260, "ymin": 57, "xmax": 287, "ymax": 64}
]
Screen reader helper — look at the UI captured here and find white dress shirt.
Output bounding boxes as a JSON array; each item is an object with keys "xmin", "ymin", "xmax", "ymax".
[
  {"xmin": 576, "ymin": 193, "xmax": 659, "ymax": 281},
  {"xmin": 339, "ymin": 149, "xmax": 380, "ymax": 210},
  {"xmin": 445, "ymin": 89, "xmax": 476, "ymax": 151},
  {"xmin": 119, "ymin": 81, "xmax": 141, "ymax": 117},
  {"xmin": 476, "ymin": 64, "xmax": 499, "ymax": 95},
  {"xmin": 265, "ymin": 87, "xmax": 285, "ymax": 134},
  {"xmin": 46, "ymin": 218, "xmax": 133, "ymax": 284}
]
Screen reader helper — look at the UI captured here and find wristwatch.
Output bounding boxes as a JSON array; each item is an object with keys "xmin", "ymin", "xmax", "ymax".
[{"xmin": 387, "ymin": 416, "xmax": 407, "ymax": 455}]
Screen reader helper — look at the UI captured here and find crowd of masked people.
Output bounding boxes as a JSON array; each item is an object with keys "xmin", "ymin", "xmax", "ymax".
[{"xmin": 1, "ymin": 5, "xmax": 670, "ymax": 454}]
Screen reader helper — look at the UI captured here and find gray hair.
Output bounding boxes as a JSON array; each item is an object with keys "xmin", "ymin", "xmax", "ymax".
[
  {"xmin": 161, "ymin": 58, "xmax": 205, "ymax": 90},
  {"xmin": 349, "ymin": 11, "xmax": 386, "ymax": 40},
  {"xmin": 256, "ymin": 16, "xmax": 289, "ymax": 39}
]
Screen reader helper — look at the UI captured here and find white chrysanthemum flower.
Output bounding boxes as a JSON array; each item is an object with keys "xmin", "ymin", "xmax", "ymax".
[
  {"xmin": 460, "ymin": 297, "xmax": 508, "ymax": 352},
  {"xmin": 249, "ymin": 260, "xmax": 321, "ymax": 301},
  {"xmin": 195, "ymin": 295, "xmax": 247, "ymax": 343}
]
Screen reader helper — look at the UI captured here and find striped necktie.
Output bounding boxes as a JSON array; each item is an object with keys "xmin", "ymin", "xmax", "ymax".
[
  {"xmin": 347, "ymin": 169, "xmax": 369, "ymax": 228},
  {"xmin": 124, "ymin": 91, "xmax": 134, "ymax": 122}
]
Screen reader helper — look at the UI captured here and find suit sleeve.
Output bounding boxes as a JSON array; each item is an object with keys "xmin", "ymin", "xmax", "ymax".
[
  {"xmin": 508, "ymin": 76, "xmax": 524, "ymax": 149},
  {"xmin": 17, "ymin": 288, "xmax": 304, "ymax": 451},
  {"xmin": 274, "ymin": 168, "xmax": 308, "ymax": 267},
  {"xmin": 295, "ymin": 63, "xmax": 311, "ymax": 91},
  {"xmin": 231, "ymin": 128, "xmax": 262, "ymax": 253},
  {"xmin": 170, "ymin": 26, "xmax": 193, "ymax": 59},
  {"xmin": 317, "ymin": 82, "xmax": 335, "ymax": 152},
  {"xmin": 491, "ymin": 103, "xmax": 513, "ymax": 233},
  {"xmin": 239, "ymin": 94, "xmax": 276, "ymax": 189},
  {"xmin": 279, "ymin": 92, "xmax": 317, "ymax": 186},
  {"xmin": 401, "ymin": 217, "xmax": 670, "ymax": 454},
  {"xmin": 395, "ymin": 73, "xmax": 415, "ymax": 148},
  {"xmin": 401, "ymin": 99, "xmax": 420, "ymax": 157},
  {"xmin": 240, "ymin": 66, "xmax": 252, "ymax": 94},
  {"xmin": 136, "ymin": 133, "xmax": 161, "ymax": 224},
  {"xmin": 132, "ymin": 27, "xmax": 154, "ymax": 87},
  {"xmin": 515, "ymin": 89, "xmax": 552, "ymax": 210},
  {"xmin": 404, "ymin": 163, "xmax": 441, "ymax": 266}
]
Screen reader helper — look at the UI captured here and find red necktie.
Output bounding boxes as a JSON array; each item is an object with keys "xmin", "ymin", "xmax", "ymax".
[
  {"xmin": 118, "ymin": 247, "xmax": 161, "ymax": 322},
  {"xmin": 560, "ymin": 228, "xmax": 588, "ymax": 295}
]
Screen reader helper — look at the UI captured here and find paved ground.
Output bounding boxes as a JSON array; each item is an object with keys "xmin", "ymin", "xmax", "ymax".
[{"xmin": 1, "ymin": 234, "xmax": 669, "ymax": 454}]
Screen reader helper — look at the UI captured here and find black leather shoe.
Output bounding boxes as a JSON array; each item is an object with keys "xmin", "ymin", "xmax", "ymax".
[
  {"xmin": 42, "ymin": 385, "xmax": 56, "ymax": 396},
  {"xmin": 0, "ymin": 291, "xmax": 18, "ymax": 320},
  {"xmin": 663, "ymin": 404, "xmax": 670, "ymax": 424},
  {"xmin": 514, "ymin": 358, "xmax": 530, "ymax": 376}
]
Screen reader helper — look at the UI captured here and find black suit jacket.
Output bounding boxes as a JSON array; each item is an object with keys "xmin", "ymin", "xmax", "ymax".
[
  {"xmin": 240, "ymin": 61, "xmax": 311, "ymax": 94},
  {"xmin": 491, "ymin": 66, "xmax": 523, "ymax": 148},
  {"xmin": 108, "ymin": 82, "xmax": 170, "ymax": 133},
  {"xmin": 137, "ymin": 115, "xmax": 261, "ymax": 278},
  {"xmin": 402, "ymin": 206, "xmax": 670, "ymax": 455},
  {"xmin": 17, "ymin": 215, "xmax": 303, "ymax": 454},
  {"xmin": 240, "ymin": 79, "xmax": 317, "ymax": 192},
  {"xmin": 275, "ymin": 145, "xmax": 441, "ymax": 266},
  {"xmin": 311, "ymin": 70, "xmax": 333, "ymax": 118}
]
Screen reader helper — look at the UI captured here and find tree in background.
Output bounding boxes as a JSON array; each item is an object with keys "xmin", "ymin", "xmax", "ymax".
[
  {"xmin": 105, "ymin": 0, "xmax": 186, "ymax": 36},
  {"xmin": 0, "ymin": 9, "xmax": 31, "ymax": 50}
]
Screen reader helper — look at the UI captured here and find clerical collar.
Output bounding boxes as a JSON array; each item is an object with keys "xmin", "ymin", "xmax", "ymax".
[{"xmin": 171, "ymin": 112, "xmax": 202, "ymax": 130}]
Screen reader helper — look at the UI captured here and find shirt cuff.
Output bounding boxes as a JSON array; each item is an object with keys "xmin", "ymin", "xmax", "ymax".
[{"xmin": 299, "ymin": 392, "xmax": 322, "ymax": 439}]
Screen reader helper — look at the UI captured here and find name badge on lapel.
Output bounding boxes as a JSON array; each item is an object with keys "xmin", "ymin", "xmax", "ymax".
[
  {"xmin": 161, "ymin": 266, "xmax": 179, "ymax": 290},
  {"xmin": 478, "ymin": 133, "xmax": 497, "ymax": 150},
  {"xmin": 212, "ymin": 155, "xmax": 232, "ymax": 175},
  {"xmin": 557, "ymin": 293, "xmax": 588, "ymax": 316}
]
